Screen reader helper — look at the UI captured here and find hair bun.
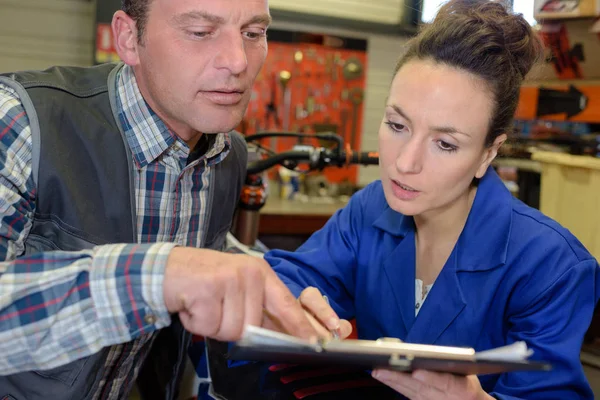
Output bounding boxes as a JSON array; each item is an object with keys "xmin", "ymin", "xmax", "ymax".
[
  {"xmin": 434, "ymin": 0, "xmax": 543, "ymax": 80},
  {"xmin": 395, "ymin": 0, "xmax": 544, "ymax": 144}
]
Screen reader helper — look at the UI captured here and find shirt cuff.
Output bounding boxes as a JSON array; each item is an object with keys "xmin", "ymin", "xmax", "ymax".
[{"xmin": 90, "ymin": 242, "xmax": 176, "ymax": 345}]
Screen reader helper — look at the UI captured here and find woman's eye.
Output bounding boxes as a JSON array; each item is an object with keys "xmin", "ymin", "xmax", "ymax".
[
  {"xmin": 385, "ymin": 121, "xmax": 406, "ymax": 133},
  {"xmin": 437, "ymin": 140, "xmax": 458, "ymax": 152}
]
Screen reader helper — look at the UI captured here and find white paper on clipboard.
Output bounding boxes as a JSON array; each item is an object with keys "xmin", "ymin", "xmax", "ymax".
[{"xmin": 229, "ymin": 325, "xmax": 550, "ymax": 376}]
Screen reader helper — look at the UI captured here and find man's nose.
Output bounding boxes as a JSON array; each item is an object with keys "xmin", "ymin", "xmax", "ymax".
[{"xmin": 214, "ymin": 34, "xmax": 248, "ymax": 75}]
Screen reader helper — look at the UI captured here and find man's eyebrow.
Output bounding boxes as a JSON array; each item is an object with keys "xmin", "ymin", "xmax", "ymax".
[
  {"xmin": 244, "ymin": 14, "xmax": 272, "ymax": 27},
  {"xmin": 171, "ymin": 11, "xmax": 225, "ymax": 25},
  {"xmin": 171, "ymin": 12, "xmax": 272, "ymax": 27}
]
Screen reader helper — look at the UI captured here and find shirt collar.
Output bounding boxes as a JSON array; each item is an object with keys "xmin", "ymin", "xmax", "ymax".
[
  {"xmin": 116, "ymin": 65, "xmax": 176, "ymax": 168},
  {"xmin": 115, "ymin": 65, "xmax": 231, "ymax": 168},
  {"xmin": 373, "ymin": 167, "xmax": 512, "ymax": 271},
  {"xmin": 203, "ymin": 132, "xmax": 231, "ymax": 167}
]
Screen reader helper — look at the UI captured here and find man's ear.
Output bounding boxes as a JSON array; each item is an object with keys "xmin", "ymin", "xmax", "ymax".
[
  {"xmin": 475, "ymin": 133, "xmax": 507, "ymax": 179},
  {"xmin": 112, "ymin": 10, "xmax": 140, "ymax": 66}
]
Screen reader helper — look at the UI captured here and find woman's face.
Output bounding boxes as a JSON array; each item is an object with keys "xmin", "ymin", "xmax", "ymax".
[{"xmin": 378, "ymin": 58, "xmax": 505, "ymax": 217}]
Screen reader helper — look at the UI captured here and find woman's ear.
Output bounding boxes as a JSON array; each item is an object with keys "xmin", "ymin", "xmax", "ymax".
[
  {"xmin": 475, "ymin": 133, "xmax": 507, "ymax": 179},
  {"xmin": 111, "ymin": 10, "xmax": 140, "ymax": 66}
]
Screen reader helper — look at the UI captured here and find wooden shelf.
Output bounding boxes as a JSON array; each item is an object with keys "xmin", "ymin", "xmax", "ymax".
[
  {"xmin": 493, "ymin": 158, "xmax": 543, "ymax": 173},
  {"xmin": 535, "ymin": 12, "xmax": 599, "ymax": 20},
  {"xmin": 534, "ymin": 0, "xmax": 600, "ymax": 21},
  {"xmin": 261, "ymin": 195, "xmax": 347, "ymax": 216},
  {"xmin": 259, "ymin": 196, "xmax": 346, "ymax": 235},
  {"xmin": 532, "ymin": 152, "xmax": 600, "ymax": 170},
  {"xmin": 523, "ymin": 79, "xmax": 600, "ymax": 87},
  {"xmin": 533, "ymin": 151, "xmax": 600, "ymax": 261}
]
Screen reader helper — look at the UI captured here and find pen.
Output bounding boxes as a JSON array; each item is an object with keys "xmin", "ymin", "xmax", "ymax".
[{"xmin": 322, "ymin": 295, "xmax": 341, "ymax": 340}]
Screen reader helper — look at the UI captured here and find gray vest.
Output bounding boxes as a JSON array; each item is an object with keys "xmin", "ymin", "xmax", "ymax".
[{"xmin": 0, "ymin": 63, "xmax": 247, "ymax": 399}]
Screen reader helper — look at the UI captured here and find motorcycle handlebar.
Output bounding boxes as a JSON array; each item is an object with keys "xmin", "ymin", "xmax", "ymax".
[
  {"xmin": 246, "ymin": 151, "xmax": 312, "ymax": 175},
  {"xmin": 246, "ymin": 148, "xmax": 379, "ymax": 175}
]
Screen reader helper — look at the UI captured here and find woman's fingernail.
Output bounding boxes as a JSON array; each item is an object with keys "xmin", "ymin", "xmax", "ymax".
[
  {"xmin": 329, "ymin": 318, "xmax": 340, "ymax": 329},
  {"xmin": 373, "ymin": 370, "xmax": 390, "ymax": 380}
]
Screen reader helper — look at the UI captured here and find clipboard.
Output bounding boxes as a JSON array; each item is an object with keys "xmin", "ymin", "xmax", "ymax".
[{"xmin": 228, "ymin": 326, "xmax": 552, "ymax": 376}]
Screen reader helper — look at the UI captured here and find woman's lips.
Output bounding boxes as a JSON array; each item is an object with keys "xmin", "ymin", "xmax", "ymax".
[{"xmin": 391, "ymin": 179, "xmax": 421, "ymax": 200}]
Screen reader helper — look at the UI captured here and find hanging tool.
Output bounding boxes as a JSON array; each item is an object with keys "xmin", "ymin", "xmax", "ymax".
[
  {"xmin": 340, "ymin": 108, "xmax": 349, "ymax": 144},
  {"xmin": 341, "ymin": 89, "xmax": 349, "ymax": 101},
  {"xmin": 306, "ymin": 88, "xmax": 315, "ymax": 116},
  {"xmin": 343, "ymin": 57, "xmax": 364, "ymax": 81},
  {"xmin": 333, "ymin": 52, "xmax": 342, "ymax": 81},
  {"xmin": 279, "ymin": 70, "xmax": 292, "ymax": 131},
  {"xmin": 296, "ymin": 104, "xmax": 307, "ymax": 120},
  {"xmin": 294, "ymin": 50, "xmax": 304, "ymax": 64},
  {"xmin": 348, "ymin": 87, "xmax": 364, "ymax": 148},
  {"xmin": 325, "ymin": 53, "xmax": 333, "ymax": 76},
  {"xmin": 293, "ymin": 50, "xmax": 303, "ymax": 77},
  {"xmin": 264, "ymin": 72, "xmax": 281, "ymax": 130}
]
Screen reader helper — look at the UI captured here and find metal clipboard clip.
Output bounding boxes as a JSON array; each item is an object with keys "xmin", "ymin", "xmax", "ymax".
[{"xmin": 389, "ymin": 354, "xmax": 414, "ymax": 371}]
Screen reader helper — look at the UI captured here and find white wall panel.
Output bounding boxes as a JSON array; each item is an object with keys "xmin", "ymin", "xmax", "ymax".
[
  {"xmin": 270, "ymin": 0, "xmax": 407, "ymax": 25},
  {"xmin": 0, "ymin": 0, "xmax": 95, "ymax": 72}
]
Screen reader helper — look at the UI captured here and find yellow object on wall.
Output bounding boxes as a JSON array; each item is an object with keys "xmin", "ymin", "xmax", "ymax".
[{"xmin": 532, "ymin": 151, "xmax": 600, "ymax": 261}]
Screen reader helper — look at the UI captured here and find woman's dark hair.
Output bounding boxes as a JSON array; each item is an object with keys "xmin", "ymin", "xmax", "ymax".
[
  {"xmin": 121, "ymin": 0, "xmax": 152, "ymax": 44},
  {"xmin": 395, "ymin": 0, "xmax": 544, "ymax": 146}
]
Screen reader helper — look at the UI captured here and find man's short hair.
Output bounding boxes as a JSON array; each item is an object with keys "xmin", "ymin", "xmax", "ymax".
[{"xmin": 121, "ymin": 0, "xmax": 151, "ymax": 44}]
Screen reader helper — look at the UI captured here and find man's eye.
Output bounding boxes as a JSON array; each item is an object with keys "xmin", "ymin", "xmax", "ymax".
[
  {"xmin": 243, "ymin": 30, "xmax": 266, "ymax": 40},
  {"xmin": 190, "ymin": 31, "xmax": 211, "ymax": 38}
]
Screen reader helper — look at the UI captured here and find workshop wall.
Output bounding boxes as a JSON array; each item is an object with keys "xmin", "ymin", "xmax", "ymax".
[
  {"xmin": 0, "ymin": 0, "xmax": 407, "ymax": 186},
  {"xmin": 270, "ymin": 20, "xmax": 407, "ymax": 186},
  {"xmin": 267, "ymin": 0, "xmax": 411, "ymax": 194},
  {"xmin": 238, "ymin": 30, "xmax": 369, "ymax": 185},
  {"xmin": 514, "ymin": 15, "xmax": 600, "ymax": 145},
  {"xmin": 0, "ymin": 0, "xmax": 95, "ymax": 72}
]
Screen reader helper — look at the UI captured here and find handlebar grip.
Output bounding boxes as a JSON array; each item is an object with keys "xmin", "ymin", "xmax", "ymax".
[
  {"xmin": 246, "ymin": 151, "xmax": 310, "ymax": 175},
  {"xmin": 345, "ymin": 151, "xmax": 379, "ymax": 166}
]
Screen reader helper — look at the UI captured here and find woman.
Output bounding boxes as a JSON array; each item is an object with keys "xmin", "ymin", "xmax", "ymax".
[{"xmin": 265, "ymin": 0, "xmax": 600, "ymax": 398}]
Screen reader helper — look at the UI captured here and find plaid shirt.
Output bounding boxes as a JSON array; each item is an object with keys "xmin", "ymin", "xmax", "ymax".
[{"xmin": 0, "ymin": 65, "xmax": 231, "ymax": 398}]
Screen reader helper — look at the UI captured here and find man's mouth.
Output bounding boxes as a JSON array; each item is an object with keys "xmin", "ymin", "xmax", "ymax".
[
  {"xmin": 202, "ymin": 89, "xmax": 244, "ymax": 105},
  {"xmin": 212, "ymin": 89, "xmax": 243, "ymax": 94}
]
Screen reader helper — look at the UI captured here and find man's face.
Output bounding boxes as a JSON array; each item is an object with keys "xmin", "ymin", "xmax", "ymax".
[{"xmin": 128, "ymin": 0, "xmax": 270, "ymax": 139}]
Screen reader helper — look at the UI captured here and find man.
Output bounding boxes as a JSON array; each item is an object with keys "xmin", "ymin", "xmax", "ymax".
[{"xmin": 0, "ymin": 0, "xmax": 316, "ymax": 398}]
